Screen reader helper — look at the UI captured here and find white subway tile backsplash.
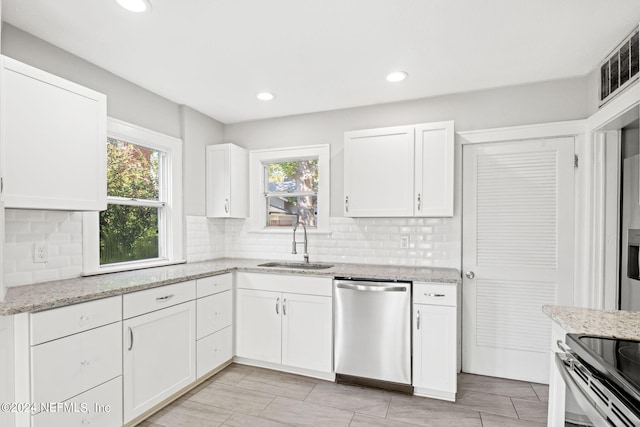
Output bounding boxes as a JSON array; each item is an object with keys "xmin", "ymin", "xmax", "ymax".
[
  {"xmin": 4, "ymin": 209, "xmax": 83, "ymax": 287},
  {"xmin": 5, "ymin": 210, "xmax": 459, "ymax": 287}
]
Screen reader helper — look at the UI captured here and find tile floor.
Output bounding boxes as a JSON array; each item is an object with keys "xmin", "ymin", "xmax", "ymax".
[{"xmin": 138, "ymin": 363, "xmax": 549, "ymax": 426}]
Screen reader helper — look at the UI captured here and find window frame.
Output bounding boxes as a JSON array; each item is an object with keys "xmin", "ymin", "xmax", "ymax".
[
  {"xmin": 82, "ymin": 117, "xmax": 184, "ymax": 275},
  {"xmin": 249, "ymin": 144, "xmax": 330, "ymax": 233}
]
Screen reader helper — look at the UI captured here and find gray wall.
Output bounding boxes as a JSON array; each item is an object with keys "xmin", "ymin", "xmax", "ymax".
[
  {"xmin": 225, "ymin": 77, "xmax": 590, "ymax": 217},
  {"xmin": 181, "ymin": 106, "xmax": 224, "ymax": 216},
  {"xmin": 1, "ymin": 24, "xmax": 225, "ymax": 216}
]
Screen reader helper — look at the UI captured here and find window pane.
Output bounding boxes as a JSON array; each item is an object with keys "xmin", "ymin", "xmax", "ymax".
[
  {"xmin": 266, "ymin": 160, "xmax": 318, "ymax": 193},
  {"xmin": 107, "ymin": 138, "xmax": 160, "ymax": 200},
  {"xmin": 267, "ymin": 195, "xmax": 317, "ymax": 227},
  {"xmin": 100, "ymin": 204, "xmax": 159, "ymax": 265}
]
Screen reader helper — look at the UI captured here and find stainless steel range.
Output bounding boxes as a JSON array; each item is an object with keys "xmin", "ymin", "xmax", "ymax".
[{"xmin": 556, "ymin": 334, "xmax": 640, "ymax": 426}]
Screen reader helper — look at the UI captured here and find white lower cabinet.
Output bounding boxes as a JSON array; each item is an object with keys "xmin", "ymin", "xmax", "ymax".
[
  {"xmin": 196, "ymin": 274, "xmax": 233, "ymax": 379},
  {"xmin": 123, "ymin": 300, "xmax": 196, "ymax": 423},
  {"xmin": 412, "ymin": 282, "xmax": 458, "ymax": 401},
  {"xmin": 31, "ymin": 377, "xmax": 123, "ymax": 427},
  {"xmin": 236, "ymin": 289, "xmax": 282, "ymax": 364},
  {"xmin": 13, "ymin": 297, "xmax": 123, "ymax": 427},
  {"xmin": 235, "ymin": 272, "xmax": 333, "ymax": 375},
  {"xmin": 281, "ymin": 292, "xmax": 332, "ymax": 373}
]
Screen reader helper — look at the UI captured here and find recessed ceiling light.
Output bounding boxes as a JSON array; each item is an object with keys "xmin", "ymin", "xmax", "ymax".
[
  {"xmin": 256, "ymin": 92, "xmax": 276, "ymax": 101},
  {"xmin": 117, "ymin": 0, "xmax": 152, "ymax": 13},
  {"xmin": 386, "ymin": 71, "xmax": 408, "ymax": 82}
]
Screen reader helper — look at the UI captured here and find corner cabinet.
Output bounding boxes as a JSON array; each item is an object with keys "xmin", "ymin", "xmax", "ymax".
[
  {"xmin": 344, "ymin": 121, "xmax": 454, "ymax": 217},
  {"xmin": 206, "ymin": 143, "xmax": 248, "ymax": 218},
  {"xmin": 0, "ymin": 55, "xmax": 107, "ymax": 211},
  {"xmin": 412, "ymin": 282, "xmax": 458, "ymax": 401},
  {"xmin": 235, "ymin": 272, "xmax": 333, "ymax": 378}
]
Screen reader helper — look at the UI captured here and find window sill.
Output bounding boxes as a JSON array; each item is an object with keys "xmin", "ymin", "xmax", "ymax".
[{"xmin": 82, "ymin": 259, "xmax": 186, "ymax": 276}]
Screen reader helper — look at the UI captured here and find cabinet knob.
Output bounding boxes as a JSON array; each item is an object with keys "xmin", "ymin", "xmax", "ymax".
[
  {"xmin": 81, "ymin": 419, "xmax": 90, "ymax": 425},
  {"xmin": 79, "ymin": 315, "xmax": 89, "ymax": 323},
  {"xmin": 345, "ymin": 196, "xmax": 349, "ymax": 213},
  {"xmin": 81, "ymin": 360, "xmax": 90, "ymax": 367},
  {"xmin": 417, "ymin": 193, "xmax": 421, "ymax": 211}
]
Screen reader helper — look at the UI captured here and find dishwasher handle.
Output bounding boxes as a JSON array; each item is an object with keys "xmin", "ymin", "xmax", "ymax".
[{"xmin": 336, "ymin": 282, "xmax": 407, "ymax": 292}]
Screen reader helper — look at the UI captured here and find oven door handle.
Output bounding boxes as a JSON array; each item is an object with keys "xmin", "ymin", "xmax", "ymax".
[{"xmin": 554, "ymin": 353, "xmax": 610, "ymax": 427}]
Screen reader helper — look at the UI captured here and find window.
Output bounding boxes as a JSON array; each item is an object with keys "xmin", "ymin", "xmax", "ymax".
[
  {"xmin": 265, "ymin": 159, "xmax": 318, "ymax": 227},
  {"xmin": 101, "ymin": 138, "xmax": 162, "ymax": 264},
  {"xmin": 250, "ymin": 145, "xmax": 330, "ymax": 232},
  {"xmin": 83, "ymin": 118, "xmax": 183, "ymax": 274}
]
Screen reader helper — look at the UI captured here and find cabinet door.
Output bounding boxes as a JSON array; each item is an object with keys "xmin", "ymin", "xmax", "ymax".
[
  {"xmin": 413, "ymin": 304, "xmax": 457, "ymax": 400},
  {"xmin": 206, "ymin": 144, "xmax": 230, "ymax": 217},
  {"xmin": 344, "ymin": 126, "xmax": 415, "ymax": 217},
  {"xmin": 1, "ymin": 56, "xmax": 106, "ymax": 211},
  {"xmin": 235, "ymin": 289, "xmax": 281, "ymax": 364},
  {"xmin": 281, "ymin": 293, "xmax": 332, "ymax": 373},
  {"xmin": 123, "ymin": 301, "xmax": 196, "ymax": 423},
  {"xmin": 415, "ymin": 121, "xmax": 454, "ymax": 217},
  {"xmin": 206, "ymin": 144, "xmax": 248, "ymax": 218}
]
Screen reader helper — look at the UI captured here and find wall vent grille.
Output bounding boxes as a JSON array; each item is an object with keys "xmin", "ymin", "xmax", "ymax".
[{"xmin": 600, "ymin": 27, "xmax": 639, "ymax": 106}]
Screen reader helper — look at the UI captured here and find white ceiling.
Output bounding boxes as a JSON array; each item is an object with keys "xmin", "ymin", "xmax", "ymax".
[{"xmin": 3, "ymin": 0, "xmax": 640, "ymax": 124}]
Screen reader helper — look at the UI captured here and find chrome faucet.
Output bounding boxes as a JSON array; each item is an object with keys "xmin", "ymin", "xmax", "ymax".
[{"xmin": 291, "ymin": 220, "xmax": 309, "ymax": 263}]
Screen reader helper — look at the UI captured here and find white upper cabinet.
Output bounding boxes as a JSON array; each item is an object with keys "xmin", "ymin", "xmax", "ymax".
[
  {"xmin": 344, "ymin": 125, "xmax": 415, "ymax": 217},
  {"xmin": 344, "ymin": 121, "xmax": 454, "ymax": 217},
  {"xmin": 206, "ymin": 143, "xmax": 248, "ymax": 218},
  {"xmin": 415, "ymin": 121, "xmax": 454, "ymax": 217},
  {"xmin": 1, "ymin": 56, "xmax": 107, "ymax": 211}
]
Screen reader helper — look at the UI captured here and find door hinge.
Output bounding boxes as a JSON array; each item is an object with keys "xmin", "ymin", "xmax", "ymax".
[{"xmin": 574, "ymin": 154, "xmax": 579, "ymax": 168}]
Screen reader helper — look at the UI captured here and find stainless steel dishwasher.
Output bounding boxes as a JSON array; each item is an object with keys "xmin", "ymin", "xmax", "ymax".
[{"xmin": 334, "ymin": 278, "xmax": 412, "ymax": 393}]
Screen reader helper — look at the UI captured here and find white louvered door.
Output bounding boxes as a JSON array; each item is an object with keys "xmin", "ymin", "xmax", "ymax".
[{"xmin": 462, "ymin": 137, "xmax": 574, "ymax": 383}]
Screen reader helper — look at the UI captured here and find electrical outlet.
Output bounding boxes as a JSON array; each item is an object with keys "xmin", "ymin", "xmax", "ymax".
[
  {"xmin": 400, "ymin": 235, "xmax": 410, "ymax": 249},
  {"xmin": 34, "ymin": 242, "xmax": 48, "ymax": 263}
]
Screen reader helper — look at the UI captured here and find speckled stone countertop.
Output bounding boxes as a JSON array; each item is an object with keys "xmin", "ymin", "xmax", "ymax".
[
  {"xmin": 0, "ymin": 258, "xmax": 460, "ymax": 316},
  {"xmin": 543, "ymin": 305, "xmax": 640, "ymax": 340}
]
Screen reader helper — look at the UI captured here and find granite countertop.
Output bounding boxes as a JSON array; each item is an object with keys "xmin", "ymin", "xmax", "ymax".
[
  {"xmin": 543, "ymin": 305, "xmax": 640, "ymax": 341},
  {"xmin": 0, "ymin": 258, "xmax": 460, "ymax": 316}
]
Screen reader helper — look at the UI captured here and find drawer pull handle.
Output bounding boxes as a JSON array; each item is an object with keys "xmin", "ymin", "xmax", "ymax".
[
  {"xmin": 79, "ymin": 315, "xmax": 89, "ymax": 322},
  {"xmin": 156, "ymin": 294, "xmax": 175, "ymax": 301},
  {"xmin": 276, "ymin": 297, "xmax": 280, "ymax": 315},
  {"xmin": 81, "ymin": 420, "xmax": 90, "ymax": 425},
  {"xmin": 81, "ymin": 360, "xmax": 91, "ymax": 367},
  {"xmin": 283, "ymin": 298, "xmax": 287, "ymax": 316},
  {"xmin": 416, "ymin": 309, "xmax": 420, "ymax": 330},
  {"xmin": 128, "ymin": 327, "xmax": 134, "ymax": 351},
  {"xmin": 425, "ymin": 293, "xmax": 446, "ymax": 297}
]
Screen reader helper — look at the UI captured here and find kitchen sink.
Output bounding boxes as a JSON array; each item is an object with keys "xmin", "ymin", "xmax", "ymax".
[{"xmin": 258, "ymin": 262, "xmax": 334, "ymax": 270}]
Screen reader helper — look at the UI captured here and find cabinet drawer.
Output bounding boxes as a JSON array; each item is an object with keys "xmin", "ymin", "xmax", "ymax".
[
  {"xmin": 31, "ymin": 296, "xmax": 121, "ymax": 345},
  {"xmin": 31, "ymin": 322, "xmax": 122, "ymax": 404},
  {"xmin": 413, "ymin": 283, "xmax": 457, "ymax": 306},
  {"xmin": 32, "ymin": 376, "xmax": 123, "ymax": 427},
  {"xmin": 197, "ymin": 290, "xmax": 232, "ymax": 339},
  {"xmin": 123, "ymin": 280, "xmax": 196, "ymax": 319},
  {"xmin": 197, "ymin": 273, "xmax": 232, "ymax": 298},
  {"xmin": 197, "ymin": 326, "xmax": 232, "ymax": 378}
]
